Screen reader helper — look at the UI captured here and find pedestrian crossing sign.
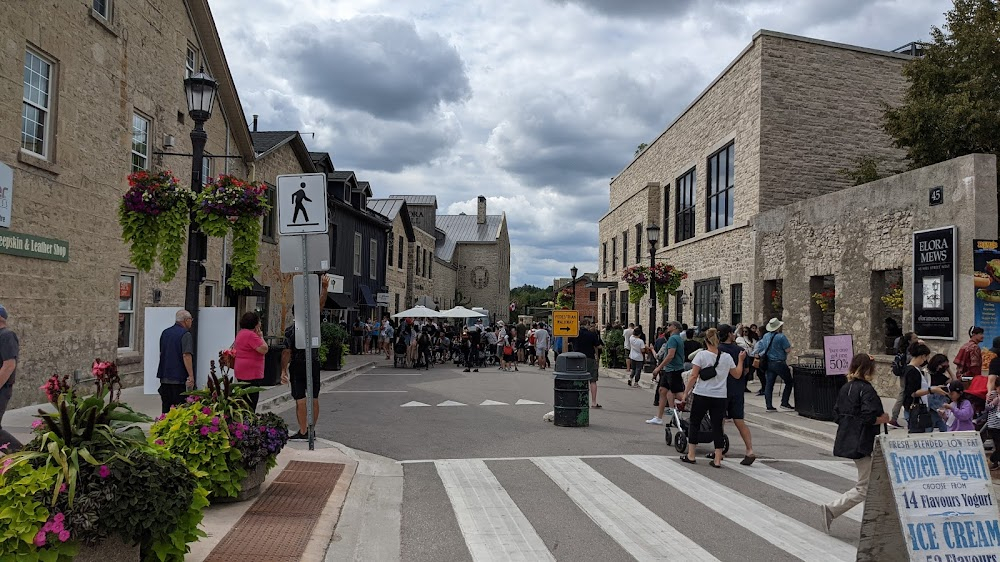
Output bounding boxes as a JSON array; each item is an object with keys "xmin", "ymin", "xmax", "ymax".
[
  {"xmin": 277, "ymin": 173, "xmax": 328, "ymax": 235},
  {"xmin": 552, "ymin": 310, "xmax": 578, "ymax": 337}
]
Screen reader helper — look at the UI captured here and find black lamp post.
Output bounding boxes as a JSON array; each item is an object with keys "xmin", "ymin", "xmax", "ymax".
[
  {"xmin": 570, "ymin": 265, "xmax": 578, "ymax": 310},
  {"xmin": 182, "ymin": 69, "xmax": 218, "ymax": 369},
  {"xmin": 646, "ymin": 223, "xmax": 660, "ymax": 331}
]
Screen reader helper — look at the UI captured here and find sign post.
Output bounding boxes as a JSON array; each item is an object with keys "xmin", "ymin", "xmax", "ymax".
[
  {"xmin": 552, "ymin": 310, "xmax": 579, "ymax": 338},
  {"xmin": 278, "ymin": 173, "xmax": 328, "ymax": 451}
]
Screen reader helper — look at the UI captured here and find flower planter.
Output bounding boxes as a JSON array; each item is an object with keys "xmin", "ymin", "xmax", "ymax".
[
  {"xmin": 213, "ymin": 462, "xmax": 268, "ymax": 503},
  {"xmin": 75, "ymin": 535, "xmax": 140, "ymax": 562}
]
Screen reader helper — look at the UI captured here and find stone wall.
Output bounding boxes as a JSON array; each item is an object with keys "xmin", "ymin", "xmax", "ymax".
[
  {"xmin": 411, "ymin": 226, "xmax": 436, "ymax": 307},
  {"xmin": 433, "ymin": 258, "xmax": 457, "ymax": 311},
  {"xmin": 0, "ymin": 0, "xmax": 252, "ymax": 406},
  {"xmin": 754, "ymin": 154, "xmax": 998, "ymax": 396},
  {"xmin": 384, "ymin": 213, "xmax": 409, "ymax": 315}
]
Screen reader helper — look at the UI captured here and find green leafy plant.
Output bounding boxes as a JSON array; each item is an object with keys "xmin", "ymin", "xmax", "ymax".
[
  {"xmin": 194, "ymin": 175, "xmax": 270, "ymax": 290},
  {"xmin": 320, "ymin": 322, "xmax": 348, "ymax": 366},
  {"xmin": 601, "ymin": 329, "xmax": 625, "ymax": 368},
  {"xmin": 184, "ymin": 362, "xmax": 262, "ymax": 423},
  {"xmin": 118, "ymin": 170, "xmax": 192, "ymax": 281},
  {"xmin": 0, "ymin": 461, "xmax": 79, "ymax": 561},
  {"xmin": 145, "ymin": 485, "xmax": 208, "ymax": 562}
]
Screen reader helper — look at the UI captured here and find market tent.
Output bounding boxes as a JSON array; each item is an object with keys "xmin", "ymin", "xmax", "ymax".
[
  {"xmin": 392, "ymin": 305, "xmax": 442, "ymax": 318},
  {"xmin": 439, "ymin": 306, "xmax": 487, "ymax": 318}
]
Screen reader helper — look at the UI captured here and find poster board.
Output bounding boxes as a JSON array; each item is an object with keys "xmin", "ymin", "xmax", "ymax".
[
  {"xmin": 823, "ymin": 334, "xmax": 853, "ymax": 375},
  {"xmin": 143, "ymin": 307, "xmax": 236, "ymax": 393},
  {"xmin": 912, "ymin": 226, "xmax": 956, "ymax": 340},
  {"xmin": 973, "ymin": 239, "xmax": 1000, "ymax": 354},
  {"xmin": 857, "ymin": 431, "xmax": 1000, "ymax": 561}
]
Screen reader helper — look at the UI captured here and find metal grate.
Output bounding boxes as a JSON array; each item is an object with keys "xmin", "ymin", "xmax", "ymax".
[{"xmin": 205, "ymin": 461, "xmax": 345, "ymax": 562}]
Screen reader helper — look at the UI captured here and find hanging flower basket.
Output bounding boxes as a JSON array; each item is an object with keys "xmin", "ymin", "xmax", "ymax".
[
  {"xmin": 771, "ymin": 289, "xmax": 782, "ymax": 311},
  {"xmin": 555, "ymin": 289, "xmax": 573, "ymax": 310},
  {"xmin": 194, "ymin": 175, "xmax": 270, "ymax": 290},
  {"xmin": 118, "ymin": 171, "xmax": 192, "ymax": 281},
  {"xmin": 812, "ymin": 289, "xmax": 836, "ymax": 313},
  {"xmin": 650, "ymin": 263, "xmax": 687, "ymax": 305},
  {"xmin": 621, "ymin": 265, "xmax": 650, "ymax": 304},
  {"xmin": 880, "ymin": 284, "xmax": 903, "ymax": 310}
]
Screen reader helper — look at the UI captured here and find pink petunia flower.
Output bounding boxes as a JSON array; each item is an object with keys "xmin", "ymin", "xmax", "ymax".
[
  {"xmin": 50, "ymin": 520, "xmax": 63, "ymax": 534},
  {"xmin": 98, "ymin": 465, "xmax": 110, "ymax": 479},
  {"xmin": 31, "ymin": 419, "xmax": 44, "ymax": 429},
  {"xmin": 34, "ymin": 531, "xmax": 46, "ymax": 547},
  {"xmin": 58, "ymin": 530, "xmax": 70, "ymax": 542},
  {"xmin": 53, "ymin": 513, "xmax": 64, "ymax": 524},
  {"xmin": 202, "ymin": 406, "xmax": 212, "ymax": 415},
  {"xmin": 59, "ymin": 483, "xmax": 67, "ymax": 493},
  {"xmin": 155, "ymin": 439, "xmax": 165, "ymax": 446},
  {"xmin": 211, "ymin": 416, "xmax": 220, "ymax": 426},
  {"xmin": 200, "ymin": 426, "xmax": 210, "ymax": 436}
]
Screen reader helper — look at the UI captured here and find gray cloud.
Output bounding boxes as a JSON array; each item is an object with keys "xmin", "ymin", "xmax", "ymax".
[
  {"xmin": 277, "ymin": 16, "xmax": 471, "ymax": 122},
  {"xmin": 550, "ymin": 0, "xmax": 696, "ymax": 18}
]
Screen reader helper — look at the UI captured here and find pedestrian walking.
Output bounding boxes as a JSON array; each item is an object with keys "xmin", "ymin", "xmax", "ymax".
[
  {"xmin": 233, "ymin": 312, "xmax": 269, "ymax": 412},
  {"xmin": 902, "ymin": 343, "xmax": 936, "ymax": 433},
  {"xmin": 623, "ymin": 323, "xmax": 634, "ymax": 372},
  {"xmin": 0, "ymin": 304, "xmax": 22, "ymax": 452},
  {"xmin": 716, "ymin": 324, "xmax": 756, "ymax": 465},
  {"xmin": 279, "ymin": 276, "xmax": 328, "ymax": 439},
  {"xmin": 569, "ymin": 318, "xmax": 604, "ymax": 408},
  {"xmin": 382, "ymin": 319, "xmax": 395, "ymax": 360},
  {"xmin": 627, "ymin": 326, "xmax": 646, "ymax": 387},
  {"xmin": 648, "ymin": 322, "xmax": 685, "ymax": 423},
  {"xmin": 464, "ymin": 321, "xmax": 482, "ymax": 372},
  {"xmin": 753, "ymin": 318, "xmax": 794, "ymax": 412},
  {"xmin": 821, "ymin": 353, "xmax": 891, "ymax": 533},
  {"xmin": 954, "ymin": 326, "xmax": 985, "ymax": 378},
  {"xmin": 679, "ymin": 328, "xmax": 746, "ymax": 467},
  {"xmin": 535, "ymin": 324, "xmax": 551, "ymax": 369},
  {"xmin": 736, "ymin": 325, "xmax": 757, "ymax": 393},
  {"xmin": 888, "ymin": 332, "xmax": 920, "ymax": 427},
  {"xmin": 155, "ymin": 309, "xmax": 195, "ymax": 414}
]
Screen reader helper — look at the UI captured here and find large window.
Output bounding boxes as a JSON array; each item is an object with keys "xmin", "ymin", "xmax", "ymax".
[
  {"xmin": 261, "ymin": 184, "xmax": 275, "ymax": 240},
  {"xmin": 369, "ymin": 239, "xmax": 377, "ymax": 279},
  {"xmin": 707, "ymin": 142, "xmax": 735, "ymax": 231},
  {"xmin": 635, "ymin": 223, "xmax": 642, "ymax": 262},
  {"xmin": 611, "ymin": 237, "xmax": 617, "ymax": 272},
  {"xmin": 185, "ymin": 46, "xmax": 197, "ymax": 78},
  {"xmin": 22, "ymin": 50, "xmax": 53, "ymax": 158},
  {"xmin": 397, "ymin": 236, "xmax": 404, "ymax": 269},
  {"xmin": 693, "ymin": 278, "xmax": 721, "ymax": 329},
  {"xmin": 730, "ymin": 283, "xmax": 743, "ymax": 325},
  {"xmin": 353, "ymin": 233, "xmax": 362, "ymax": 275},
  {"xmin": 387, "ymin": 236, "xmax": 394, "ymax": 267},
  {"xmin": 662, "ymin": 184, "xmax": 670, "ymax": 246},
  {"xmin": 602, "ymin": 242, "xmax": 608, "ymax": 275},
  {"xmin": 118, "ymin": 274, "xmax": 136, "ymax": 349},
  {"xmin": 131, "ymin": 113, "xmax": 150, "ymax": 172},
  {"xmin": 622, "ymin": 230, "xmax": 628, "ymax": 267},
  {"xmin": 675, "ymin": 168, "xmax": 696, "ymax": 242}
]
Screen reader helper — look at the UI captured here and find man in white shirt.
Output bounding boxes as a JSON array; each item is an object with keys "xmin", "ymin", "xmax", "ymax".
[
  {"xmin": 623, "ymin": 323, "xmax": 635, "ymax": 372},
  {"xmin": 535, "ymin": 324, "xmax": 551, "ymax": 369}
]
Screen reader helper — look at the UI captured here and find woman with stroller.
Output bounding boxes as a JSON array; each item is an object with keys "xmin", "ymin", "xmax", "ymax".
[
  {"xmin": 627, "ymin": 326, "xmax": 647, "ymax": 387},
  {"xmin": 679, "ymin": 328, "xmax": 746, "ymax": 468},
  {"xmin": 822, "ymin": 353, "xmax": 891, "ymax": 534}
]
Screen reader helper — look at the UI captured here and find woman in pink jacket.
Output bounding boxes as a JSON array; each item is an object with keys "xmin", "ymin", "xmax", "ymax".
[{"xmin": 234, "ymin": 312, "xmax": 269, "ymax": 412}]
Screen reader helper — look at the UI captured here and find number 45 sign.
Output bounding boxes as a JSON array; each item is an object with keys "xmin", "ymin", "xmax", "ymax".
[{"xmin": 823, "ymin": 334, "xmax": 854, "ymax": 375}]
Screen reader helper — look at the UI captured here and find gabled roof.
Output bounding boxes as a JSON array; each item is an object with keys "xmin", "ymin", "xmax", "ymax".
[
  {"xmin": 390, "ymin": 195, "xmax": 437, "ymax": 208},
  {"xmin": 310, "ymin": 152, "xmax": 334, "ymax": 173},
  {"xmin": 435, "ymin": 214, "xmax": 504, "ymax": 261},
  {"xmin": 250, "ymin": 131, "xmax": 315, "ymax": 172},
  {"xmin": 357, "ymin": 181, "xmax": 373, "ymax": 197},
  {"xmin": 330, "ymin": 171, "xmax": 355, "ymax": 182},
  {"xmin": 367, "ymin": 198, "xmax": 415, "ymax": 241}
]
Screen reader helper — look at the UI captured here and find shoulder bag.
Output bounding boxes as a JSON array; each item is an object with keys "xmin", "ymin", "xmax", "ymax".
[
  {"xmin": 698, "ymin": 351, "xmax": 723, "ymax": 381},
  {"xmin": 753, "ymin": 334, "xmax": 776, "ymax": 372}
]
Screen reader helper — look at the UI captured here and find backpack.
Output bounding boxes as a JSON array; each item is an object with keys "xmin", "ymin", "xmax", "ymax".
[
  {"xmin": 529, "ymin": 331, "xmax": 536, "ymax": 345},
  {"xmin": 891, "ymin": 352, "xmax": 907, "ymax": 377}
]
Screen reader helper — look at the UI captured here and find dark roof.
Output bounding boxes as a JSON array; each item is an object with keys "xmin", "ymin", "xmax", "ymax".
[
  {"xmin": 250, "ymin": 131, "xmax": 297, "ymax": 155},
  {"xmin": 357, "ymin": 181, "xmax": 373, "ymax": 197},
  {"xmin": 435, "ymin": 214, "xmax": 504, "ymax": 261},
  {"xmin": 390, "ymin": 195, "xmax": 437, "ymax": 208},
  {"xmin": 330, "ymin": 171, "xmax": 355, "ymax": 181}
]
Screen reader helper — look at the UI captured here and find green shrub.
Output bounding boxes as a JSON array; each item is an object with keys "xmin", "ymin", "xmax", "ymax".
[
  {"xmin": 0, "ymin": 460, "xmax": 78, "ymax": 561},
  {"xmin": 602, "ymin": 329, "xmax": 624, "ymax": 368},
  {"xmin": 144, "ymin": 485, "xmax": 209, "ymax": 562}
]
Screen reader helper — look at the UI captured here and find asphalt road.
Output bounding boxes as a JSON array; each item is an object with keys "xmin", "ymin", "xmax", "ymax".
[{"xmin": 291, "ymin": 356, "xmax": 862, "ymax": 562}]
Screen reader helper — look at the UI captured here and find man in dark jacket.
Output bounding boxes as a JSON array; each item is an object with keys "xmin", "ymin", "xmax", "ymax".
[{"xmin": 156, "ymin": 310, "xmax": 195, "ymax": 413}]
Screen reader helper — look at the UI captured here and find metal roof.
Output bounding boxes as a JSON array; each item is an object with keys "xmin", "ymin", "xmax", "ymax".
[
  {"xmin": 366, "ymin": 198, "xmax": 404, "ymax": 221},
  {"xmin": 389, "ymin": 195, "xmax": 437, "ymax": 208},
  {"xmin": 435, "ymin": 214, "xmax": 503, "ymax": 261}
]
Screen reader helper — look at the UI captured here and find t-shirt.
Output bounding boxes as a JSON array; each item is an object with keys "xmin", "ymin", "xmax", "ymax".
[
  {"xmin": 233, "ymin": 329, "xmax": 266, "ymax": 381},
  {"xmin": 629, "ymin": 336, "xmax": 646, "ymax": 361},
  {"xmin": 664, "ymin": 334, "xmax": 685, "ymax": 372},
  {"xmin": 755, "ymin": 332, "xmax": 791, "ymax": 361},
  {"xmin": 622, "ymin": 328, "xmax": 633, "ymax": 350},
  {"xmin": 570, "ymin": 328, "xmax": 603, "ymax": 359},
  {"xmin": 990, "ymin": 356, "xmax": 1000, "ymax": 378},
  {"xmin": 691, "ymin": 349, "xmax": 736, "ymax": 399},
  {"xmin": 284, "ymin": 325, "xmax": 320, "ymax": 363},
  {"xmin": 718, "ymin": 342, "xmax": 744, "ymax": 396},
  {"xmin": 0, "ymin": 327, "xmax": 19, "ymax": 387},
  {"xmin": 535, "ymin": 328, "xmax": 550, "ymax": 348}
]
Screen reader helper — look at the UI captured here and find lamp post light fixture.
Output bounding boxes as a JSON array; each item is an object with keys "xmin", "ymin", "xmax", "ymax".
[
  {"xmin": 182, "ymin": 68, "xmax": 219, "ymax": 371},
  {"xmin": 645, "ymin": 223, "xmax": 660, "ymax": 331},
  {"xmin": 570, "ymin": 265, "xmax": 578, "ymax": 311}
]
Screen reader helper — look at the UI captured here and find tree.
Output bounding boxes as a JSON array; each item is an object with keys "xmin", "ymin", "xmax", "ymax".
[
  {"xmin": 883, "ymin": 0, "xmax": 1000, "ymax": 168},
  {"xmin": 838, "ymin": 156, "xmax": 903, "ymax": 186},
  {"xmin": 509, "ymin": 284, "xmax": 553, "ymax": 314}
]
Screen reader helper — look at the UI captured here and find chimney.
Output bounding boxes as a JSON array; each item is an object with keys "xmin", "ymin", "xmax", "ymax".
[
  {"xmin": 252, "ymin": 114, "xmax": 258, "ymax": 132},
  {"xmin": 477, "ymin": 195, "xmax": 486, "ymax": 225}
]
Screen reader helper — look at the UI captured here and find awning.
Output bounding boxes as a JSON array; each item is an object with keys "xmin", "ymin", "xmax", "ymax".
[
  {"xmin": 325, "ymin": 292, "xmax": 355, "ymax": 310},
  {"xmin": 225, "ymin": 264, "xmax": 268, "ymax": 298},
  {"xmin": 359, "ymin": 285, "xmax": 377, "ymax": 307}
]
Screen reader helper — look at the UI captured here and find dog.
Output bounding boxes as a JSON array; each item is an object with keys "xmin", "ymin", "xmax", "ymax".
[{"xmin": 543, "ymin": 411, "xmax": 554, "ymax": 422}]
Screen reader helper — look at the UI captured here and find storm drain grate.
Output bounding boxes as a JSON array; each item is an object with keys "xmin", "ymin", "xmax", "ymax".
[{"xmin": 205, "ymin": 461, "xmax": 345, "ymax": 562}]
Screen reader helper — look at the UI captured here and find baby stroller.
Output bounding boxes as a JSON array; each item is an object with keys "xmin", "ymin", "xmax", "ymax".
[
  {"xmin": 665, "ymin": 398, "xmax": 730, "ymax": 454},
  {"xmin": 393, "ymin": 337, "xmax": 408, "ymax": 368}
]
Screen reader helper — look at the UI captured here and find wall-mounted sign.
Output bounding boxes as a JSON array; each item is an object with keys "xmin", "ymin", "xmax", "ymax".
[
  {"xmin": 0, "ymin": 161, "xmax": 12, "ymax": 228},
  {"xmin": 822, "ymin": 334, "xmax": 853, "ymax": 375},
  {"xmin": 0, "ymin": 230, "xmax": 68, "ymax": 262},
  {"xmin": 973, "ymin": 239, "xmax": 1000, "ymax": 351},
  {"xmin": 913, "ymin": 226, "xmax": 955, "ymax": 340},
  {"xmin": 929, "ymin": 185, "xmax": 944, "ymax": 207}
]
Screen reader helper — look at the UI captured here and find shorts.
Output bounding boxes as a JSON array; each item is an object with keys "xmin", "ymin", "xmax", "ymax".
[
  {"xmin": 726, "ymin": 391, "xmax": 745, "ymax": 420},
  {"xmin": 659, "ymin": 370, "xmax": 685, "ymax": 393},
  {"xmin": 290, "ymin": 360, "xmax": 322, "ymax": 400},
  {"xmin": 536, "ymin": 346, "xmax": 548, "ymax": 356},
  {"xmin": 586, "ymin": 358, "xmax": 599, "ymax": 382}
]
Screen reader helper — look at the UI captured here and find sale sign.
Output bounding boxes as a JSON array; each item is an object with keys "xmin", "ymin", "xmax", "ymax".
[{"xmin": 822, "ymin": 334, "xmax": 853, "ymax": 375}]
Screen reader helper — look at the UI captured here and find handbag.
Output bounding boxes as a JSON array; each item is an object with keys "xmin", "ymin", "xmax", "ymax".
[
  {"xmin": 752, "ymin": 334, "xmax": 776, "ymax": 371},
  {"xmin": 833, "ymin": 381, "xmax": 867, "ymax": 459},
  {"xmin": 503, "ymin": 344, "xmax": 513, "ymax": 355},
  {"xmin": 699, "ymin": 351, "xmax": 723, "ymax": 381},
  {"xmin": 908, "ymin": 401, "xmax": 933, "ymax": 433}
]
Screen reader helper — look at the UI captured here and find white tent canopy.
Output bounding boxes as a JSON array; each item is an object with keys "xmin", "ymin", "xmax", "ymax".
[
  {"xmin": 439, "ymin": 305, "xmax": 487, "ymax": 318},
  {"xmin": 392, "ymin": 305, "xmax": 442, "ymax": 318}
]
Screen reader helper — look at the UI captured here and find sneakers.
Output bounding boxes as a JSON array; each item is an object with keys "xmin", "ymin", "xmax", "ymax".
[
  {"xmin": 765, "ymin": 407, "xmax": 778, "ymax": 413},
  {"xmin": 462, "ymin": 368, "xmax": 470, "ymax": 373},
  {"xmin": 288, "ymin": 431, "xmax": 308, "ymax": 440},
  {"xmin": 646, "ymin": 417, "xmax": 664, "ymax": 425},
  {"xmin": 888, "ymin": 420, "xmax": 902, "ymax": 428},
  {"xmin": 627, "ymin": 380, "xmax": 632, "ymax": 387},
  {"xmin": 820, "ymin": 505, "xmax": 833, "ymax": 534},
  {"xmin": 780, "ymin": 404, "xmax": 795, "ymax": 411}
]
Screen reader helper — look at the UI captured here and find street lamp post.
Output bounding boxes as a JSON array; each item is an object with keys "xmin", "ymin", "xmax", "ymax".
[
  {"xmin": 570, "ymin": 265, "xmax": 578, "ymax": 310},
  {"xmin": 646, "ymin": 223, "xmax": 660, "ymax": 332},
  {"xmin": 182, "ymin": 69, "xmax": 219, "ymax": 372}
]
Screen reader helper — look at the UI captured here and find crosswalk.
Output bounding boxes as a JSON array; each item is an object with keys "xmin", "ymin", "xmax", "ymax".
[
  {"xmin": 403, "ymin": 455, "xmax": 864, "ymax": 562},
  {"xmin": 401, "ymin": 399, "xmax": 547, "ymax": 407}
]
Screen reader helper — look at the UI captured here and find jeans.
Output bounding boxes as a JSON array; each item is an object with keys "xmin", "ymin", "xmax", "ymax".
[
  {"xmin": 825, "ymin": 455, "xmax": 873, "ymax": 519},
  {"xmin": 630, "ymin": 360, "xmax": 643, "ymax": 384},
  {"xmin": 0, "ymin": 384, "xmax": 22, "ymax": 452},
  {"xmin": 764, "ymin": 361, "xmax": 793, "ymax": 409},
  {"xmin": 927, "ymin": 393, "xmax": 949, "ymax": 432}
]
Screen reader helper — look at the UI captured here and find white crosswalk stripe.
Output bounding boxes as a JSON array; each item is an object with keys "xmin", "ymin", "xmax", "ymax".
[
  {"xmin": 729, "ymin": 461, "xmax": 864, "ymax": 521},
  {"xmin": 785, "ymin": 459, "xmax": 859, "ymax": 480}
]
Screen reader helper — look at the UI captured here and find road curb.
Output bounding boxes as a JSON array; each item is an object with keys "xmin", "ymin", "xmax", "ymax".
[{"xmin": 258, "ymin": 360, "xmax": 377, "ymax": 412}]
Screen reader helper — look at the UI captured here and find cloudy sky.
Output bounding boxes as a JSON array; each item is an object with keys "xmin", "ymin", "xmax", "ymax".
[{"xmin": 209, "ymin": 0, "xmax": 953, "ymax": 288}]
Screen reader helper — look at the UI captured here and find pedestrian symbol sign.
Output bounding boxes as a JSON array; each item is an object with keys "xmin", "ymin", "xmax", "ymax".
[
  {"xmin": 552, "ymin": 310, "xmax": 579, "ymax": 337},
  {"xmin": 277, "ymin": 173, "xmax": 328, "ymax": 235}
]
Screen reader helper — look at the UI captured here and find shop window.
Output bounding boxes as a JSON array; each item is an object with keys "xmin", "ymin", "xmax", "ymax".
[
  {"xmin": 118, "ymin": 274, "xmax": 136, "ymax": 350},
  {"xmin": 608, "ymin": 291, "xmax": 616, "ymax": 325},
  {"xmin": 694, "ymin": 278, "xmax": 721, "ymax": 328},
  {"xmin": 730, "ymin": 283, "xmax": 743, "ymax": 325},
  {"xmin": 872, "ymin": 269, "xmax": 904, "ymax": 354},
  {"xmin": 809, "ymin": 275, "xmax": 836, "ymax": 349},
  {"xmin": 601, "ymin": 292, "xmax": 607, "ymax": 326},
  {"xmin": 619, "ymin": 290, "xmax": 628, "ymax": 325},
  {"xmin": 675, "ymin": 292, "xmax": 684, "ymax": 325}
]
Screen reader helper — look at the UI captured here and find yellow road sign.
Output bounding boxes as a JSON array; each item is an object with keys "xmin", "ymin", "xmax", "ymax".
[{"xmin": 552, "ymin": 310, "xmax": 579, "ymax": 337}]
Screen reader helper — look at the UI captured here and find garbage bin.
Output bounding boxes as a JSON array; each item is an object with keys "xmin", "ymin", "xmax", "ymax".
[
  {"xmin": 792, "ymin": 356, "xmax": 846, "ymax": 421},
  {"xmin": 261, "ymin": 337, "xmax": 285, "ymax": 386},
  {"xmin": 554, "ymin": 352, "xmax": 590, "ymax": 427}
]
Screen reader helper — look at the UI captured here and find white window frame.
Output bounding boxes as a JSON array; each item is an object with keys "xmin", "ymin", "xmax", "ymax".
[
  {"xmin": 369, "ymin": 239, "xmax": 378, "ymax": 280},
  {"xmin": 201, "ymin": 151, "xmax": 212, "ymax": 184},
  {"xmin": 22, "ymin": 49, "xmax": 53, "ymax": 159},
  {"xmin": 353, "ymin": 233, "xmax": 362, "ymax": 275},
  {"xmin": 185, "ymin": 45, "xmax": 197, "ymax": 78},
  {"xmin": 131, "ymin": 112, "xmax": 150, "ymax": 172},
  {"xmin": 92, "ymin": 0, "xmax": 111, "ymax": 19},
  {"xmin": 118, "ymin": 273, "xmax": 137, "ymax": 350}
]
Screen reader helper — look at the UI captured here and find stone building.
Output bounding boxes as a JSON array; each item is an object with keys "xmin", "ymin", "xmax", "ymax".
[
  {"xmin": 599, "ymin": 30, "xmax": 910, "ymax": 336},
  {"xmin": 0, "ymin": 0, "xmax": 284, "ymax": 406},
  {"xmin": 366, "ymin": 198, "xmax": 416, "ymax": 315}
]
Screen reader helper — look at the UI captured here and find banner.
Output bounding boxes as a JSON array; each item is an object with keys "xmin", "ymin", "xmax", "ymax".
[
  {"xmin": 973, "ymin": 239, "xmax": 1000, "ymax": 348},
  {"xmin": 913, "ymin": 226, "xmax": 956, "ymax": 340}
]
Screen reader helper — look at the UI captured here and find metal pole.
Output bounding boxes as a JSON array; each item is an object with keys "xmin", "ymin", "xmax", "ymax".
[
  {"xmin": 302, "ymin": 236, "xmax": 315, "ymax": 451},
  {"xmin": 184, "ymin": 118, "xmax": 208, "ymax": 382},
  {"xmin": 649, "ymin": 244, "xmax": 656, "ymax": 334}
]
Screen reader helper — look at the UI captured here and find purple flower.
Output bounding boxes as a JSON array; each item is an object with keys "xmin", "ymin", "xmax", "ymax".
[
  {"xmin": 209, "ymin": 425, "xmax": 219, "ymax": 433},
  {"xmin": 34, "ymin": 531, "xmax": 46, "ymax": 547},
  {"xmin": 98, "ymin": 465, "xmax": 110, "ymax": 479},
  {"xmin": 202, "ymin": 406, "xmax": 212, "ymax": 415},
  {"xmin": 234, "ymin": 430, "xmax": 243, "ymax": 439},
  {"xmin": 59, "ymin": 483, "xmax": 67, "ymax": 493},
  {"xmin": 200, "ymin": 426, "xmax": 210, "ymax": 436},
  {"xmin": 53, "ymin": 513, "xmax": 64, "ymax": 524},
  {"xmin": 58, "ymin": 530, "xmax": 70, "ymax": 542},
  {"xmin": 186, "ymin": 396, "xmax": 197, "ymax": 404},
  {"xmin": 31, "ymin": 419, "xmax": 44, "ymax": 429},
  {"xmin": 155, "ymin": 439, "xmax": 165, "ymax": 446},
  {"xmin": 211, "ymin": 416, "xmax": 220, "ymax": 426}
]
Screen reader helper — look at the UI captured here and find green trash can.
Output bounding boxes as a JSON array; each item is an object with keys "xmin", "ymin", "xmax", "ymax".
[{"xmin": 554, "ymin": 352, "xmax": 590, "ymax": 427}]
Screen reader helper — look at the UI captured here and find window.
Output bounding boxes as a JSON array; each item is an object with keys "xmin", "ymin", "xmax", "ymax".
[
  {"xmin": 608, "ymin": 291, "xmax": 616, "ymax": 325},
  {"xmin": 185, "ymin": 46, "xmax": 197, "ymax": 78},
  {"xmin": 589, "ymin": 291, "xmax": 597, "ymax": 302},
  {"xmin": 394, "ymin": 293, "xmax": 400, "ymax": 314},
  {"xmin": 369, "ymin": 239, "xmax": 377, "ymax": 280},
  {"xmin": 675, "ymin": 292, "xmax": 683, "ymax": 325},
  {"xmin": 612, "ymin": 237, "xmax": 617, "ymax": 272},
  {"xmin": 261, "ymin": 185, "xmax": 276, "ymax": 240},
  {"xmin": 622, "ymin": 230, "xmax": 628, "ymax": 267},
  {"xmin": 601, "ymin": 293, "xmax": 607, "ymax": 326},
  {"xmin": 93, "ymin": 0, "xmax": 110, "ymax": 18},
  {"xmin": 730, "ymin": 283, "xmax": 743, "ymax": 325},
  {"xmin": 602, "ymin": 242, "xmax": 608, "ymax": 275},
  {"xmin": 429, "ymin": 254, "xmax": 433, "ymax": 279},
  {"xmin": 22, "ymin": 50, "xmax": 53, "ymax": 158},
  {"xmin": 387, "ymin": 236, "xmax": 394, "ymax": 267},
  {"xmin": 635, "ymin": 223, "xmax": 642, "ymax": 262},
  {"xmin": 675, "ymin": 168, "xmax": 696, "ymax": 242},
  {"xmin": 397, "ymin": 236, "xmax": 404, "ymax": 269},
  {"xmin": 201, "ymin": 151, "xmax": 213, "ymax": 185},
  {"xmin": 707, "ymin": 143, "xmax": 735, "ymax": 231},
  {"xmin": 693, "ymin": 278, "xmax": 721, "ymax": 328},
  {"xmin": 203, "ymin": 282, "xmax": 217, "ymax": 308},
  {"xmin": 131, "ymin": 113, "xmax": 150, "ymax": 172},
  {"xmin": 118, "ymin": 274, "xmax": 136, "ymax": 349},
  {"xmin": 619, "ymin": 290, "xmax": 628, "ymax": 324},
  {"xmin": 353, "ymin": 233, "xmax": 362, "ymax": 275},
  {"xmin": 416, "ymin": 245, "xmax": 422, "ymax": 276},
  {"xmin": 662, "ymin": 184, "xmax": 670, "ymax": 245}
]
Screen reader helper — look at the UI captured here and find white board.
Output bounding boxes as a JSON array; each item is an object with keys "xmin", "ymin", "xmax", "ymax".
[{"xmin": 143, "ymin": 307, "xmax": 236, "ymax": 394}]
